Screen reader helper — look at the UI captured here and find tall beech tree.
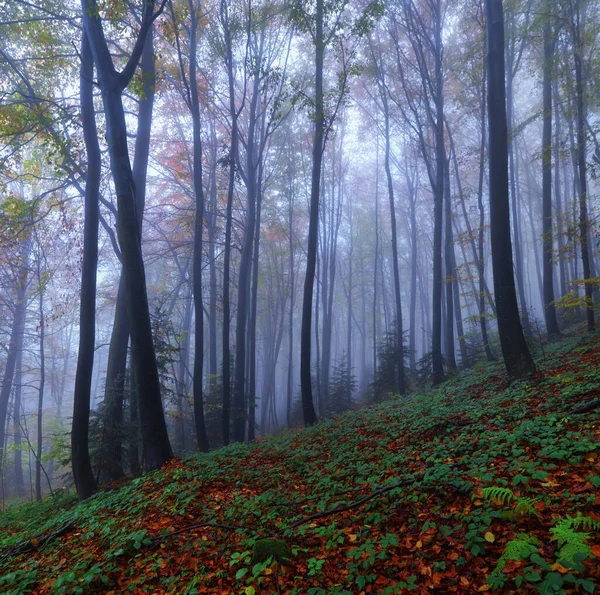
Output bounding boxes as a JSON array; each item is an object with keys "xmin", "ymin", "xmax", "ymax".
[
  {"xmin": 485, "ymin": 0, "xmax": 535, "ymax": 379},
  {"xmin": 170, "ymin": 0, "xmax": 209, "ymax": 452},
  {"xmin": 541, "ymin": 5, "xmax": 560, "ymax": 340},
  {"xmin": 81, "ymin": 0, "xmax": 173, "ymax": 469},
  {"xmin": 295, "ymin": 0, "xmax": 382, "ymax": 426},
  {"xmin": 71, "ymin": 30, "xmax": 99, "ymax": 500}
]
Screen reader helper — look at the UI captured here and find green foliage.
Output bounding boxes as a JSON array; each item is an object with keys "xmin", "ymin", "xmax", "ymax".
[
  {"xmin": 492, "ymin": 533, "xmax": 540, "ymax": 574},
  {"xmin": 251, "ymin": 539, "xmax": 291, "ymax": 566},
  {"xmin": 550, "ymin": 516, "xmax": 599, "ymax": 570},
  {"xmin": 325, "ymin": 352, "xmax": 356, "ymax": 416},
  {"xmin": 481, "ymin": 486, "xmax": 540, "ymax": 519}
]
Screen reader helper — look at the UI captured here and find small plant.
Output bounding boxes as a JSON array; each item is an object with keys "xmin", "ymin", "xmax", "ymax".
[{"xmin": 480, "ymin": 486, "xmax": 540, "ymax": 519}]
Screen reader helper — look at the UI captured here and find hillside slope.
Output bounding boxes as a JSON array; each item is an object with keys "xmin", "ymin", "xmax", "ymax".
[{"xmin": 1, "ymin": 333, "xmax": 599, "ymax": 595}]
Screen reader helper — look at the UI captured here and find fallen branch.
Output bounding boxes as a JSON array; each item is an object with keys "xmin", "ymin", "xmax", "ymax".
[
  {"xmin": 0, "ymin": 518, "xmax": 77, "ymax": 560},
  {"xmin": 149, "ymin": 522, "xmax": 244, "ymax": 548},
  {"xmin": 569, "ymin": 399, "xmax": 600, "ymax": 414},
  {"xmin": 287, "ymin": 476, "xmax": 419, "ymax": 530}
]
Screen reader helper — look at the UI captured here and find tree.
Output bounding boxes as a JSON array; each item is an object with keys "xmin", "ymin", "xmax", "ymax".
[
  {"xmin": 81, "ymin": 0, "xmax": 173, "ymax": 469},
  {"xmin": 295, "ymin": 0, "xmax": 382, "ymax": 427},
  {"xmin": 485, "ymin": 0, "xmax": 535, "ymax": 379},
  {"xmin": 170, "ymin": 0, "xmax": 210, "ymax": 452},
  {"xmin": 541, "ymin": 3, "xmax": 560, "ymax": 339},
  {"xmin": 71, "ymin": 30, "xmax": 99, "ymax": 500}
]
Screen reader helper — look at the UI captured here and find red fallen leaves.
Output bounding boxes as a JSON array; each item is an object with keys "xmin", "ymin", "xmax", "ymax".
[{"xmin": 11, "ymin": 337, "xmax": 600, "ymax": 595}]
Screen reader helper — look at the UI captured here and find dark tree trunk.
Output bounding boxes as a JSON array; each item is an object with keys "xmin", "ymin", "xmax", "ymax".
[
  {"xmin": 431, "ymin": 1, "xmax": 445, "ymax": 386},
  {"xmin": 36, "ymin": 284, "xmax": 45, "ymax": 501},
  {"xmin": 103, "ymin": 22, "xmax": 157, "ymax": 481},
  {"xmin": 299, "ymin": 0, "xmax": 322, "ymax": 427},
  {"xmin": 408, "ymin": 171, "xmax": 418, "ymax": 372},
  {"xmin": 382, "ymin": 89, "xmax": 406, "ymax": 394},
  {"xmin": 568, "ymin": 0, "xmax": 594, "ymax": 331},
  {"xmin": 553, "ymin": 79, "xmax": 567, "ymax": 300},
  {"xmin": 542, "ymin": 18, "xmax": 560, "ymax": 338},
  {"xmin": 485, "ymin": 0, "xmax": 536, "ymax": 379},
  {"xmin": 71, "ymin": 30, "xmax": 99, "ymax": 500},
  {"xmin": 248, "ymin": 163, "xmax": 263, "ymax": 442},
  {"xmin": 13, "ymin": 338, "xmax": 25, "ymax": 498},
  {"xmin": 477, "ymin": 60, "xmax": 495, "ymax": 362},
  {"xmin": 83, "ymin": 0, "xmax": 173, "ymax": 469},
  {"xmin": 443, "ymin": 157, "xmax": 457, "ymax": 371},
  {"xmin": 221, "ymin": 0, "xmax": 237, "ymax": 446},
  {"xmin": 102, "ymin": 276, "xmax": 128, "ymax": 481},
  {"xmin": 208, "ymin": 126, "xmax": 219, "ymax": 388},
  {"xmin": 185, "ymin": 0, "xmax": 209, "ymax": 452},
  {"xmin": 0, "ymin": 243, "xmax": 29, "ymax": 486}
]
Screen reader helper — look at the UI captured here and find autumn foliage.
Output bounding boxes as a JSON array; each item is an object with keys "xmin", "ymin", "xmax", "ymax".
[{"xmin": 0, "ymin": 330, "xmax": 599, "ymax": 594}]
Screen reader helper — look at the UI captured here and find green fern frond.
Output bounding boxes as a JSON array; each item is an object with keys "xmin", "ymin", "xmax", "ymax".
[
  {"xmin": 550, "ymin": 516, "xmax": 595, "ymax": 570},
  {"xmin": 492, "ymin": 534, "xmax": 539, "ymax": 575},
  {"xmin": 558, "ymin": 514, "xmax": 600, "ymax": 532},
  {"xmin": 550, "ymin": 524, "xmax": 591, "ymax": 548},
  {"xmin": 556, "ymin": 542, "xmax": 590, "ymax": 569},
  {"xmin": 482, "ymin": 486, "xmax": 515, "ymax": 506},
  {"xmin": 514, "ymin": 497, "xmax": 541, "ymax": 518}
]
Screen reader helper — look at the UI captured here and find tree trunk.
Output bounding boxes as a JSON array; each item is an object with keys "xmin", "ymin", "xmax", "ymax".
[
  {"xmin": 444, "ymin": 157, "xmax": 457, "ymax": 371},
  {"xmin": 300, "ymin": 0, "xmax": 322, "ymax": 427},
  {"xmin": 431, "ymin": 1, "xmax": 445, "ymax": 385},
  {"xmin": 71, "ymin": 30, "xmax": 99, "ymax": 500},
  {"xmin": 13, "ymin": 338, "xmax": 25, "ymax": 498},
  {"xmin": 36, "ymin": 284, "xmax": 45, "ymax": 501},
  {"xmin": 83, "ymin": 0, "xmax": 173, "ymax": 469},
  {"xmin": 187, "ymin": 0, "xmax": 209, "ymax": 452},
  {"xmin": 541, "ymin": 25, "xmax": 561, "ymax": 340},
  {"xmin": 485, "ymin": 0, "xmax": 536, "ymax": 379},
  {"xmin": 568, "ymin": 0, "xmax": 594, "ymax": 330},
  {"xmin": 382, "ymin": 89, "xmax": 406, "ymax": 394}
]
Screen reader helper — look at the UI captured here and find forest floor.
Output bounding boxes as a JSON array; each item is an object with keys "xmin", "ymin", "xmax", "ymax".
[{"xmin": 1, "ymin": 332, "xmax": 600, "ymax": 595}]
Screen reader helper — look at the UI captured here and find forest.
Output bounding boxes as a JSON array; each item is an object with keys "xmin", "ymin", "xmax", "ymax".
[{"xmin": 0, "ymin": 0, "xmax": 599, "ymax": 592}]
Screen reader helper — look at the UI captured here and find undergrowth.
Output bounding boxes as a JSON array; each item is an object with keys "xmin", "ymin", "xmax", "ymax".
[{"xmin": 0, "ymin": 332, "xmax": 599, "ymax": 594}]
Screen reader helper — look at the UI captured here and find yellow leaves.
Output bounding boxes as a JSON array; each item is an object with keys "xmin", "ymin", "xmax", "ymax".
[
  {"xmin": 551, "ymin": 562, "xmax": 572, "ymax": 574},
  {"xmin": 542, "ymin": 480, "xmax": 559, "ymax": 487},
  {"xmin": 416, "ymin": 540, "xmax": 423, "ymax": 549},
  {"xmin": 478, "ymin": 583, "xmax": 492, "ymax": 591},
  {"xmin": 348, "ymin": 534, "xmax": 358, "ymax": 543},
  {"xmin": 484, "ymin": 532, "xmax": 495, "ymax": 543}
]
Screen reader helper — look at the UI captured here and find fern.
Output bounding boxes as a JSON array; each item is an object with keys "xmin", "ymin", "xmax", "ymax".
[
  {"xmin": 482, "ymin": 486, "xmax": 514, "ymax": 506},
  {"xmin": 550, "ymin": 516, "xmax": 596, "ymax": 569},
  {"xmin": 481, "ymin": 487, "xmax": 540, "ymax": 518},
  {"xmin": 490, "ymin": 533, "xmax": 539, "ymax": 576},
  {"xmin": 558, "ymin": 513, "xmax": 600, "ymax": 532}
]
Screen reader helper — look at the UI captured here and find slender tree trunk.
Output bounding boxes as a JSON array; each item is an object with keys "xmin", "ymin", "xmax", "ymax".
[
  {"xmin": 36, "ymin": 285, "xmax": 45, "ymax": 502},
  {"xmin": 568, "ymin": 0, "xmax": 594, "ymax": 330},
  {"xmin": 286, "ymin": 155, "xmax": 295, "ymax": 428},
  {"xmin": 221, "ymin": 0, "xmax": 237, "ymax": 444},
  {"xmin": 553, "ymin": 79, "xmax": 567, "ymax": 301},
  {"xmin": 408, "ymin": 172, "xmax": 418, "ymax": 372},
  {"xmin": 248, "ymin": 162, "xmax": 263, "ymax": 441},
  {"xmin": 187, "ymin": 0, "xmax": 209, "ymax": 452},
  {"xmin": 431, "ymin": 1, "xmax": 445, "ymax": 385},
  {"xmin": 208, "ymin": 134, "xmax": 218, "ymax": 388},
  {"xmin": 477, "ymin": 62, "xmax": 494, "ymax": 362},
  {"xmin": 382, "ymin": 89, "xmax": 406, "ymax": 394},
  {"xmin": 71, "ymin": 30, "xmax": 99, "ymax": 499},
  {"xmin": 13, "ymin": 338, "xmax": 25, "ymax": 498},
  {"xmin": 300, "ymin": 0, "xmax": 322, "ymax": 426},
  {"xmin": 485, "ymin": 0, "xmax": 536, "ymax": 379},
  {"xmin": 542, "ymin": 21, "xmax": 560, "ymax": 338},
  {"xmin": 444, "ymin": 157, "xmax": 457, "ymax": 371}
]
